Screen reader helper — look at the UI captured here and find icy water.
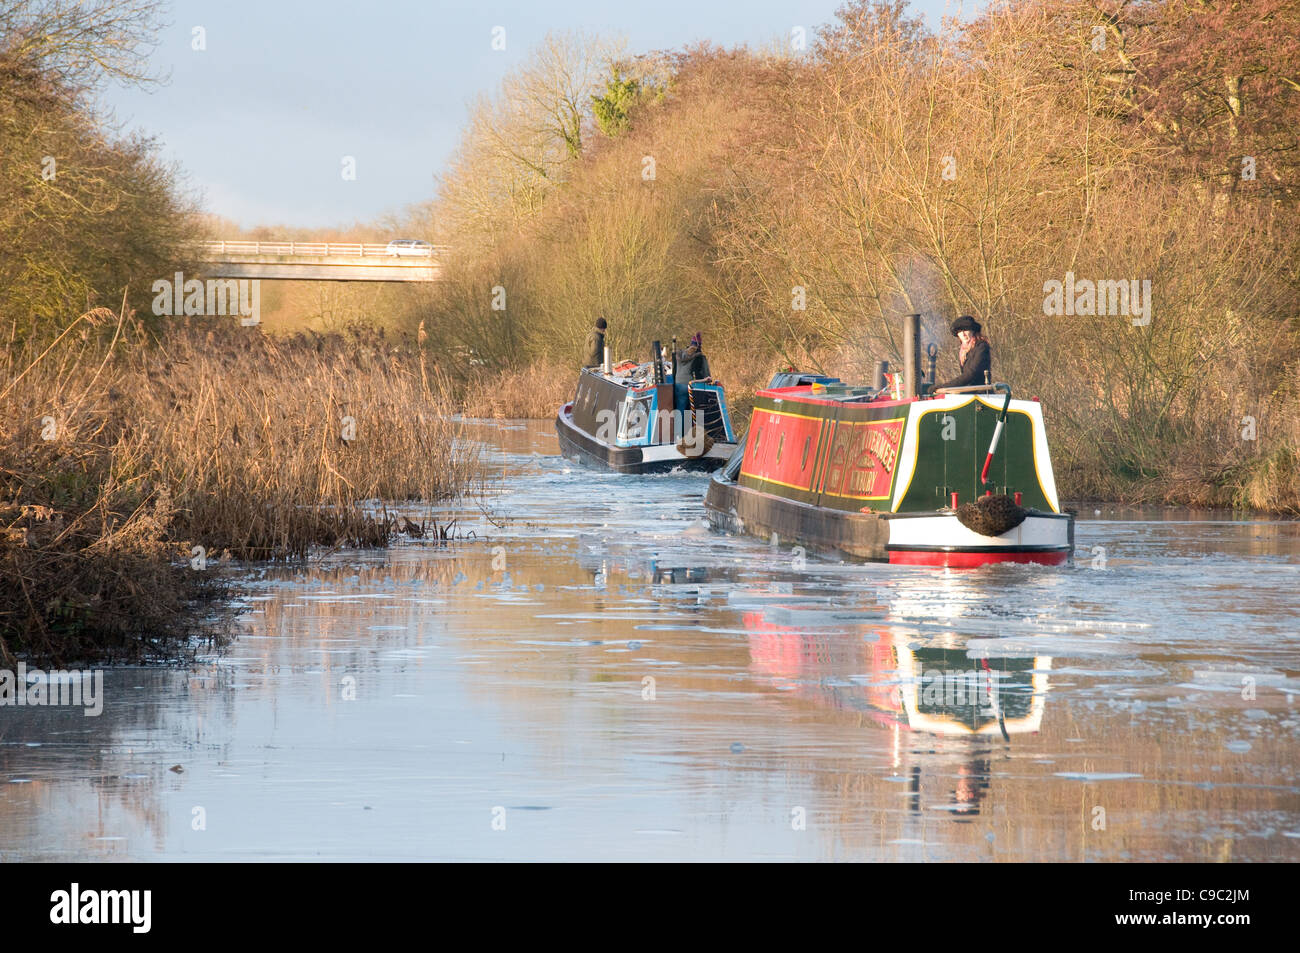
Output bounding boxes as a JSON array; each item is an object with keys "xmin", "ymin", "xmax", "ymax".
[{"xmin": 3, "ymin": 419, "xmax": 1299, "ymax": 861}]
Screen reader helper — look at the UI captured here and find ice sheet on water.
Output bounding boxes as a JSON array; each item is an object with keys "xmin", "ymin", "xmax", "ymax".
[
  {"xmin": 751, "ymin": 606, "xmax": 886, "ymax": 629},
  {"xmin": 1192, "ymin": 669, "xmax": 1292, "ymax": 685},
  {"xmin": 967, "ymin": 636, "xmax": 1129, "ymax": 658},
  {"xmin": 1049, "ymin": 665, "xmax": 1163, "ymax": 677}
]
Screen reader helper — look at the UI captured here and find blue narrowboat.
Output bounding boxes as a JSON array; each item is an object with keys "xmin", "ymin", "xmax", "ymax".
[{"xmin": 556, "ymin": 341, "xmax": 738, "ymax": 474}]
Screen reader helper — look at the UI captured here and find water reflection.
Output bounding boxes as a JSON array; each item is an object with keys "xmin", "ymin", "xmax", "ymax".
[
  {"xmin": 1, "ymin": 419, "xmax": 1298, "ymax": 861},
  {"xmin": 739, "ymin": 596, "xmax": 1051, "ymax": 819},
  {"xmin": 743, "ymin": 611, "xmax": 1050, "ymax": 737}
]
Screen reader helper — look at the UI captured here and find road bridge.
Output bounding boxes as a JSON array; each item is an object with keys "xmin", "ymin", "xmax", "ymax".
[{"xmin": 193, "ymin": 241, "xmax": 443, "ymax": 282}]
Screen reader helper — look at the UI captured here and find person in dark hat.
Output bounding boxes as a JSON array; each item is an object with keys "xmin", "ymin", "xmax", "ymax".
[
  {"xmin": 936, "ymin": 315, "xmax": 991, "ymax": 390},
  {"xmin": 582, "ymin": 317, "xmax": 607, "ymax": 368}
]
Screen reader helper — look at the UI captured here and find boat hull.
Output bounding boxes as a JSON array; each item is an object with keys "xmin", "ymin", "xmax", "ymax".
[
  {"xmin": 705, "ymin": 475, "xmax": 1073, "ymax": 566},
  {"xmin": 556, "ymin": 407, "xmax": 735, "ymax": 474}
]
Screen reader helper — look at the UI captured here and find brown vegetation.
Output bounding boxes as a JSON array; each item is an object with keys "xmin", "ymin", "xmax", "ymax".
[
  {"xmin": 0, "ymin": 0, "xmax": 194, "ymax": 339},
  {"xmin": 454, "ymin": 360, "xmax": 575, "ymax": 420},
  {"xmin": 0, "ymin": 312, "xmax": 480, "ymax": 665}
]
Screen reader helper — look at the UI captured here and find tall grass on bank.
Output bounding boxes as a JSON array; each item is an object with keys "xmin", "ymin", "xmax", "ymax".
[
  {"xmin": 454, "ymin": 360, "xmax": 575, "ymax": 420},
  {"xmin": 1, "ymin": 313, "xmax": 481, "ymax": 665}
]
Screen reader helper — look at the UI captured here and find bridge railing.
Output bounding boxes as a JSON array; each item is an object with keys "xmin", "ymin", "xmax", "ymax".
[{"xmin": 195, "ymin": 240, "xmax": 447, "ymax": 258}]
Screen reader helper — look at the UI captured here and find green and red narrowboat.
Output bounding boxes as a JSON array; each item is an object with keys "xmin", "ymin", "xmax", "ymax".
[{"xmin": 705, "ymin": 317, "xmax": 1074, "ymax": 567}]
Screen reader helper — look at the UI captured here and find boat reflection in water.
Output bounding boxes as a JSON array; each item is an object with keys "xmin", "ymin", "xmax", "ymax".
[
  {"xmin": 570, "ymin": 535, "xmax": 1054, "ymax": 819},
  {"xmin": 580, "ymin": 551, "xmax": 712, "ymax": 589},
  {"xmin": 745, "ymin": 598, "xmax": 1051, "ymax": 817}
]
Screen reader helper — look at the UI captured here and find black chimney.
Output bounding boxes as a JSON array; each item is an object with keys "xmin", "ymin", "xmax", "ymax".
[{"xmin": 903, "ymin": 314, "xmax": 921, "ymax": 397}]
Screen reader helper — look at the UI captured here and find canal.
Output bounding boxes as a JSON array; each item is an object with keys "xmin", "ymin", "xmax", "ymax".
[{"xmin": 2, "ymin": 419, "xmax": 1298, "ymax": 861}]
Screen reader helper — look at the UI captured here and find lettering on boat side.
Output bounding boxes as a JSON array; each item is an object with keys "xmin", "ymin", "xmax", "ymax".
[{"xmin": 822, "ymin": 419, "xmax": 903, "ymax": 500}]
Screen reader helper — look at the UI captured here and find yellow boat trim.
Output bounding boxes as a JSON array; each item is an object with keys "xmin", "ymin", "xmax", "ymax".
[
  {"xmin": 753, "ymin": 406, "xmax": 830, "ymax": 423},
  {"xmin": 742, "ymin": 410, "xmax": 906, "ymax": 501},
  {"xmin": 738, "ymin": 470, "xmax": 817, "ymax": 492}
]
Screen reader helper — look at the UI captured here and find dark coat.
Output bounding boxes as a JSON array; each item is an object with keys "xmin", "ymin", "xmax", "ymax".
[
  {"xmin": 937, "ymin": 339, "xmax": 991, "ymax": 389},
  {"xmin": 582, "ymin": 328, "xmax": 605, "ymax": 368},
  {"xmin": 677, "ymin": 347, "xmax": 711, "ymax": 381}
]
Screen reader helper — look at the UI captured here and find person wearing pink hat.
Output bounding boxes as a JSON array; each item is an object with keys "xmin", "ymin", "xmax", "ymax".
[
  {"xmin": 678, "ymin": 332, "xmax": 711, "ymax": 383},
  {"xmin": 674, "ymin": 332, "xmax": 712, "ymax": 412}
]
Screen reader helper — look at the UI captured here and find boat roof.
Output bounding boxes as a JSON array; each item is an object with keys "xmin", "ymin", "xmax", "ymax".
[
  {"xmin": 757, "ymin": 383, "xmax": 918, "ymax": 408},
  {"xmin": 757, "ymin": 382, "xmax": 1035, "ymax": 409},
  {"xmin": 582, "ymin": 362, "xmax": 658, "ymax": 389}
]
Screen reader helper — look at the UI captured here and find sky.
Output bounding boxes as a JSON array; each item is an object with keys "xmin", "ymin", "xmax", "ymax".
[{"xmin": 98, "ymin": 0, "xmax": 977, "ymax": 231}]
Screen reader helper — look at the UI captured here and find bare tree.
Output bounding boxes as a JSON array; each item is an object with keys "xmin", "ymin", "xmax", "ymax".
[
  {"xmin": 0, "ymin": 0, "xmax": 167, "ymax": 95},
  {"xmin": 435, "ymin": 31, "xmax": 624, "ymax": 248}
]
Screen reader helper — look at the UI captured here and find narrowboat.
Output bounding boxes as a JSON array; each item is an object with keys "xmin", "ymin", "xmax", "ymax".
[
  {"xmin": 556, "ymin": 340, "xmax": 738, "ymax": 474},
  {"xmin": 705, "ymin": 315, "xmax": 1075, "ymax": 567}
]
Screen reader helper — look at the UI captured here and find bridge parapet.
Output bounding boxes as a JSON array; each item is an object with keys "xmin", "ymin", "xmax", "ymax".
[
  {"xmin": 191, "ymin": 240, "xmax": 446, "ymax": 281},
  {"xmin": 195, "ymin": 240, "xmax": 448, "ymax": 259}
]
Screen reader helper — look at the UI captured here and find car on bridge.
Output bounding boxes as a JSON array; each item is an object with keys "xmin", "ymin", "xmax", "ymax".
[{"xmin": 385, "ymin": 239, "xmax": 434, "ymax": 257}]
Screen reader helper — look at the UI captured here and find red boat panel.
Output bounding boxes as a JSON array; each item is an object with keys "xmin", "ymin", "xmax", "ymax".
[{"xmin": 741, "ymin": 408, "xmax": 828, "ymax": 492}]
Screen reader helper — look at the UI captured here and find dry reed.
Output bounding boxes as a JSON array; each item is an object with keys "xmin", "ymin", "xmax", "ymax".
[{"xmin": 0, "ymin": 313, "xmax": 482, "ymax": 664}]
